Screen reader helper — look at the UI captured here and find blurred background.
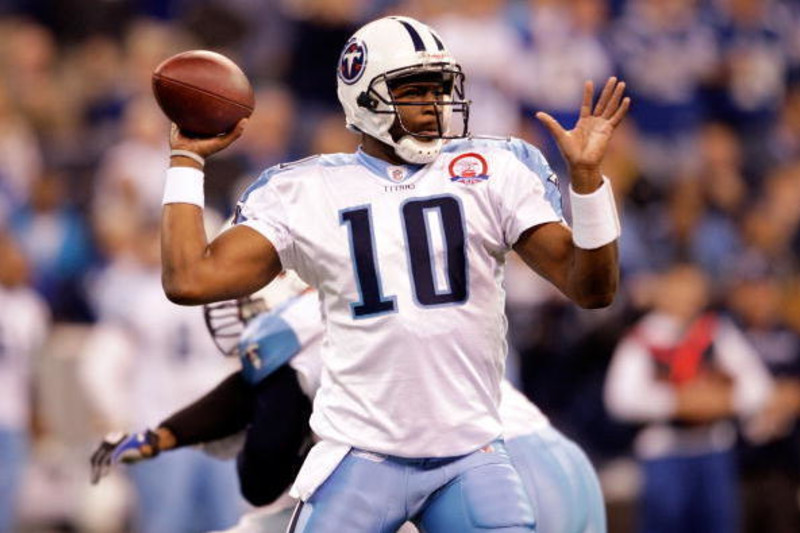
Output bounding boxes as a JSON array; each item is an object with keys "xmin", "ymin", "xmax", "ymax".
[{"xmin": 2, "ymin": 0, "xmax": 800, "ymax": 532}]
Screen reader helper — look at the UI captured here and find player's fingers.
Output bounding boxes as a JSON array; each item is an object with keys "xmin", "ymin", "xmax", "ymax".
[
  {"xmin": 602, "ymin": 81, "xmax": 626, "ymax": 119},
  {"xmin": 593, "ymin": 77, "xmax": 617, "ymax": 116},
  {"xmin": 90, "ymin": 445, "xmax": 110, "ymax": 469},
  {"xmin": 215, "ymin": 118, "xmax": 248, "ymax": 149},
  {"xmin": 609, "ymin": 97, "xmax": 631, "ymax": 127},
  {"xmin": 90, "ymin": 450, "xmax": 111, "ymax": 484},
  {"xmin": 90, "ymin": 464, "xmax": 103, "ymax": 485},
  {"xmin": 579, "ymin": 81, "xmax": 593, "ymax": 118},
  {"xmin": 90, "ymin": 447, "xmax": 102, "ymax": 466},
  {"xmin": 536, "ymin": 111, "xmax": 568, "ymax": 143},
  {"xmin": 169, "ymin": 123, "xmax": 180, "ymax": 144},
  {"xmin": 230, "ymin": 118, "xmax": 248, "ymax": 139}
]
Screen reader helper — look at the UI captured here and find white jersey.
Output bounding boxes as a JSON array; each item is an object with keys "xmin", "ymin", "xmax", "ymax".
[
  {"xmin": 499, "ymin": 380, "xmax": 550, "ymax": 439},
  {"xmin": 236, "ymin": 137, "xmax": 562, "ymax": 457},
  {"xmin": 242, "ymin": 288, "xmax": 553, "ymax": 441},
  {"xmin": 0, "ymin": 285, "xmax": 49, "ymax": 429}
]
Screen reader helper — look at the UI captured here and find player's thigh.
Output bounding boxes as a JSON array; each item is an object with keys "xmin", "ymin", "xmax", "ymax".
[
  {"xmin": 417, "ymin": 443, "xmax": 535, "ymax": 532},
  {"xmin": 239, "ymin": 366, "xmax": 312, "ymax": 506},
  {"xmin": 289, "ymin": 451, "xmax": 406, "ymax": 533},
  {"xmin": 507, "ymin": 428, "xmax": 607, "ymax": 533},
  {"xmin": 558, "ymin": 435, "xmax": 607, "ymax": 533}
]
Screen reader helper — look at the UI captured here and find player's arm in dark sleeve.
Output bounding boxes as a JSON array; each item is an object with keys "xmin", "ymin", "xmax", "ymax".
[
  {"xmin": 90, "ymin": 370, "xmax": 255, "ymax": 484},
  {"xmin": 163, "ymin": 363, "xmax": 314, "ymax": 506},
  {"xmin": 159, "ymin": 370, "xmax": 255, "ymax": 447}
]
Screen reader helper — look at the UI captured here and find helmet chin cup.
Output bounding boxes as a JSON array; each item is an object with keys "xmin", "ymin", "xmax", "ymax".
[{"xmin": 395, "ymin": 135, "xmax": 442, "ymax": 164}]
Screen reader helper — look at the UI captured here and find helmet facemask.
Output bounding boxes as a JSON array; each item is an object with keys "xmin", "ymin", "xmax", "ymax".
[
  {"xmin": 358, "ymin": 64, "xmax": 469, "ymax": 164},
  {"xmin": 202, "ymin": 270, "xmax": 311, "ymax": 356},
  {"xmin": 203, "ymin": 295, "xmax": 267, "ymax": 356}
]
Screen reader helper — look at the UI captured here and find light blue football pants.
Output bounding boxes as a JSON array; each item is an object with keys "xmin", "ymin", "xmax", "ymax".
[
  {"xmin": 289, "ymin": 440, "xmax": 536, "ymax": 532},
  {"xmin": 506, "ymin": 426, "xmax": 607, "ymax": 533}
]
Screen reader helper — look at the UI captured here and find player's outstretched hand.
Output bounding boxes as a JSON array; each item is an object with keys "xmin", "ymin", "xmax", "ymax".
[
  {"xmin": 90, "ymin": 429, "xmax": 161, "ymax": 485},
  {"xmin": 169, "ymin": 118, "xmax": 248, "ymax": 160},
  {"xmin": 536, "ymin": 77, "xmax": 630, "ymax": 191}
]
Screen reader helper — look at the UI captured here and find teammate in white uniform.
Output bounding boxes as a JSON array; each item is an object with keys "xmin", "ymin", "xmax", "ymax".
[
  {"xmin": 0, "ymin": 233, "xmax": 50, "ymax": 533},
  {"xmin": 159, "ymin": 15, "xmax": 628, "ymax": 532},
  {"xmin": 92, "ymin": 275, "xmax": 606, "ymax": 533}
]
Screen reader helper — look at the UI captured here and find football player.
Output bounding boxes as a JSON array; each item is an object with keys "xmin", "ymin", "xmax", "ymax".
[
  {"xmin": 159, "ymin": 15, "xmax": 627, "ymax": 531},
  {"xmin": 92, "ymin": 274, "xmax": 606, "ymax": 533}
]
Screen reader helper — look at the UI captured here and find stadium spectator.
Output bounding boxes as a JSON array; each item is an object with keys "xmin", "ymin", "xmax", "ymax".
[
  {"xmin": 726, "ymin": 257, "xmax": 800, "ymax": 533},
  {"xmin": 605, "ymin": 263, "xmax": 774, "ymax": 533},
  {"xmin": 609, "ymin": 0, "xmax": 717, "ymax": 184},
  {"xmin": 0, "ymin": 231, "xmax": 50, "ymax": 533},
  {"xmin": 8, "ymin": 172, "xmax": 94, "ymax": 320}
]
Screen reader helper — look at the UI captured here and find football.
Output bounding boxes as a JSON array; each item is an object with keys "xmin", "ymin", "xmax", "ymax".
[{"xmin": 152, "ymin": 50, "xmax": 255, "ymax": 137}]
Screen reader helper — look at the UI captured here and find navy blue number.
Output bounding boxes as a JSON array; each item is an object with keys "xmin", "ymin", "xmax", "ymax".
[
  {"xmin": 341, "ymin": 207, "xmax": 397, "ymax": 318},
  {"xmin": 403, "ymin": 197, "xmax": 468, "ymax": 306},
  {"xmin": 341, "ymin": 196, "xmax": 467, "ymax": 318}
]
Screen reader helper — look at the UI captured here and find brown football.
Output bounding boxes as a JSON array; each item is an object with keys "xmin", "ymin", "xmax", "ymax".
[{"xmin": 152, "ymin": 50, "xmax": 255, "ymax": 137}]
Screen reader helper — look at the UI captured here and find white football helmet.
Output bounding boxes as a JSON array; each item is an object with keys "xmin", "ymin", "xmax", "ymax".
[
  {"xmin": 336, "ymin": 16, "xmax": 470, "ymax": 164},
  {"xmin": 204, "ymin": 271, "xmax": 311, "ymax": 356}
]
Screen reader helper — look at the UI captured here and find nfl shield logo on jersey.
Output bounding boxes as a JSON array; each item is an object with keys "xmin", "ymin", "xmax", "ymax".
[
  {"xmin": 388, "ymin": 166, "xmax": 407, "ymax": 182},
  {"xmin": 338, "ymin": 38, "xmax": 367, "ymax": 85},
  {"xmin": 449, "ymin": 153, "xmax": 489, "ymax": 184}
]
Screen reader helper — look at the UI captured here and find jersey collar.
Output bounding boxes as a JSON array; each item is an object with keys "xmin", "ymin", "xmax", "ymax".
[{"xmin": 356, "ymin": 147, "xmax": 424, "ymax": 184}]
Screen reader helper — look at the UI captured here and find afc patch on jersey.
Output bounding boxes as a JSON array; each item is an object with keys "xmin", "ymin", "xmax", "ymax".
[{"xmin": 449, "ymin": 152, "xmax": 490, "ymax": 185}]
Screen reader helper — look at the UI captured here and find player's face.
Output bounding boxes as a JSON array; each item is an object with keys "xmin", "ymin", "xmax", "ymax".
[{"xmin": 388, "ymin": 79, "xmax": 451, "ymax": 142}]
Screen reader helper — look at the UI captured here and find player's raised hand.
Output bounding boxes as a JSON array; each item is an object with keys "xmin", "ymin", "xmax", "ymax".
[
  {"xmin": 536, "ymin": 77, "xmax": 630, "ymax": 191},
  {"xmin": 169, "ymin": 118, "xmax": 248, "ymax": 161},
  {"xmin": 89, "ymin": 430, "xmax": 161, "ymax": 485}
]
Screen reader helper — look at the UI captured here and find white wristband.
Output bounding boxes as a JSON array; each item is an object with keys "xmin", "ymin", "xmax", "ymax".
[
  {"xmin": 162, "ymin": 166, "xmax": 205, "ymax": 208},
  {"xmin": 569, "ymin": 177, "xmax": 621, "ymax": 250},
  {"xmin": 170, "ymin": 149, "xmax": 205, "ymax": 167}
]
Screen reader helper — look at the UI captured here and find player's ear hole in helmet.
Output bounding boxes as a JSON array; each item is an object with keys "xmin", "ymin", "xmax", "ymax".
[{"xmin": 336, "ymin": 16, "xmax": 471, "ymax": 164}]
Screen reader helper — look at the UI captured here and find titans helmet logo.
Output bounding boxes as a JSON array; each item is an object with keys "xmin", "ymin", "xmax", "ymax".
[{"xmin": 338, "ymin": 38, "xmax": 367, "ymax": 85}]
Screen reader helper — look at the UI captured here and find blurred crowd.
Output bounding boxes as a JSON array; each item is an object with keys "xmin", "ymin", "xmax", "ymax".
[{"xmin": 2, "ymin": 0, "xmax": 800, "ymax": 531}]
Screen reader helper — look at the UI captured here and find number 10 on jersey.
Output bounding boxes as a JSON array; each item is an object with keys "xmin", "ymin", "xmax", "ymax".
[{"xmin": 340, "ymin": 195, "xmax": 469, "ymax": 319}]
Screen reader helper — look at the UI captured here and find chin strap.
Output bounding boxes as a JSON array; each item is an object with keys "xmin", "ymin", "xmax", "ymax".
[{"xmin": 394, "ymin": 135, "xmax": 443, "ymax": 164}]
